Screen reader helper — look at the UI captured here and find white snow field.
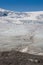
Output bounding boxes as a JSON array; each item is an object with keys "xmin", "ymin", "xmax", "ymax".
[{"xmin": 0, "ymin": 8, "xmax": 43, "ymax": 55}]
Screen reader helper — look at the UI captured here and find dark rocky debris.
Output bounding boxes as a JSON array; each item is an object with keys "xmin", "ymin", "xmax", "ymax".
[{"xmin": 0, "ymin": 50, "xmax": 43, "ymax": 65}]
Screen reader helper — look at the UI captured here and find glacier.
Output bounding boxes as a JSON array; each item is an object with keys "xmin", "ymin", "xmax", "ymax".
[{"xmin": 0, "ymin": 8, "xmax": 43, "ymax": 55}]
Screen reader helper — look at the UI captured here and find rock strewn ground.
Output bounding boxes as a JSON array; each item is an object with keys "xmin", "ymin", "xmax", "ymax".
[{"xmin": 0, "ymin": 50, "xmax": 43, "ymax": 65}]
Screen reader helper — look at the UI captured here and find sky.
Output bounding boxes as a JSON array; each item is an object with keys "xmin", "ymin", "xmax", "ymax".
[{"xmin": 0, "ymin": 0, "xmax": 43, "ymax": 12}]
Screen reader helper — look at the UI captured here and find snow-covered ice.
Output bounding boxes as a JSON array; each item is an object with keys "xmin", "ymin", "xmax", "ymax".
[{"xmin": 0, "ymin": 8, "xmax": 43, "ymax": 55}]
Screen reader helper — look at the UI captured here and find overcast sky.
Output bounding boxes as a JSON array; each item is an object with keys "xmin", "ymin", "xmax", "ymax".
[{"xmin": 0, "ymin": 0, "xmax": 43, "ymax": 12}]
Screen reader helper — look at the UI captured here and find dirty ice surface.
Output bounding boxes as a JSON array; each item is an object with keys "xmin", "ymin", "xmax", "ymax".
[{"xmin": 0, "ymin": 8, "xmax": 43, "ymax": 55}]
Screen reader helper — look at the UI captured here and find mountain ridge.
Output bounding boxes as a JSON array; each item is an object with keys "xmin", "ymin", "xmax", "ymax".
[{"xmin": 0, "ymin": 8, "xmax": 43, "ymax": 21}]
